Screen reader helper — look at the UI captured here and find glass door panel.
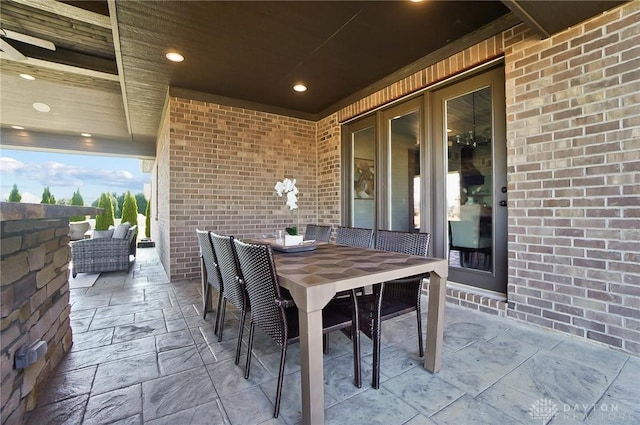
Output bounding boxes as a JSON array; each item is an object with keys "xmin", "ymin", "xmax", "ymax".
[
  {"xmin": 382, "ymin": 100, "xmax": 422, "ymax": 232},
  {"xmin": 446, "ymin": 87, "xmax": 493, "ymax": 272},
  {"xmin": 352, "ymin": 125, "xmax": 375, "ymax": 229},
  {"xmin": 432, "ymin": 67, "xmax": 507, "ymax": 294}
]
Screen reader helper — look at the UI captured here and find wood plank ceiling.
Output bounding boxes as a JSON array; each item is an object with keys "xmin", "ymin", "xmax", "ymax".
[{"xmin": 0, "ymin": 0, "xmax": 626, "ymax": 158}]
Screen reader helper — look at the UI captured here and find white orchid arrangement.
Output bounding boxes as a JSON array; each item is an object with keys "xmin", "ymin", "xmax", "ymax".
[
  {"xmin": 274, "ymin": 178, "xmax": 299, "ymax": 235},
  {"xmin": 274, "ymin": 178, "xmax": 299, "ymax": 210}
]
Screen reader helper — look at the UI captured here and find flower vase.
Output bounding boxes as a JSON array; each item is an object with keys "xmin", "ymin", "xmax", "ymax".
[{"xmin": 284, "ymin": 234, "xmax": 304, "ymax": 246}]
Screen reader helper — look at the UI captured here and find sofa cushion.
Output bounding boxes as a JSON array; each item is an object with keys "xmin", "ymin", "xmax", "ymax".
[
  {"xmin": 112, "ymin": 222, "xmax": 132, "ymax": 239},
  {"xmin": 93, "ymin": 229, "xmax": 114, "ymax": 239}
]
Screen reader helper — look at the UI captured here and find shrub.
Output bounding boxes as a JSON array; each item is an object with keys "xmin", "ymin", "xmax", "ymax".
[
  {"xmin": 95, "ymin": 192, "xmax": 115, "ymax": 230},
  {"xmin": 145, "ymin": 196, "xmax": 151, "ymax": 238},
  {"xmin": 40, "ymin": 187, "xmax": 56, "ymax": 204},
  {"xmin": 69, "ymin": 188, "xmax": 86, "ymax": 222},
  {"xmin": 121, "ymin": 191, "xmax": 138, "ymax": 227},
  {"xmin": 8, "ymin": 184, "xmax": 21, "ymax": 202}
]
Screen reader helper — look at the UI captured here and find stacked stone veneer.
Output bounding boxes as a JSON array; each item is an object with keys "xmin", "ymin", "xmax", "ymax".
[
  {"xmin": 156, "ymin": 2, "xmax": 638, "ymax": 355},
  {"xmin": 1, "ymin": 218, "xmax": 73, "ymax": 425}
]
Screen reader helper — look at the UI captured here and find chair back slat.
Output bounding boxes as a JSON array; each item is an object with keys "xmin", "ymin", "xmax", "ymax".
[
  {"xmin": 210, "ymin": 232, "xmax": 247, "ymax": 310},
  {"xmin": 375, "ymin": 230, "xmax": 430, "ymax": 257},
  {"xmin": 196, "ymin": 229, "xmax": 222, "ymax": 291},
  {"xmin": 336, "ymin": 226, "xmax": 374, "ymax": 248},
  {"xmin": 304, "ymin": 224, "xmax": 332, "ymax": 242},
  {"xmin": 233, "ymin": 239, "xmax": 288, "ymax": 346}
]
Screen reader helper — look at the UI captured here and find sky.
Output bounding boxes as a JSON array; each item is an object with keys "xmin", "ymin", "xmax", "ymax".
[{"xmin": 0, "ymin": 148, "xmax": 151, "ymax": 205}]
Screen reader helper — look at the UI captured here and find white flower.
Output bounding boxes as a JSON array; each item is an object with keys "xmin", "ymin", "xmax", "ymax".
[{"xmin": 275, "ymin": 178, "xmax": 298, "ymax": 210}]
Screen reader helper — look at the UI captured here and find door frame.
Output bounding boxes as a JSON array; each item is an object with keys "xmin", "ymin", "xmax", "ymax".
[{"xmin": 431, "ymin": 66, "xmax": 507, "ymax": 293}]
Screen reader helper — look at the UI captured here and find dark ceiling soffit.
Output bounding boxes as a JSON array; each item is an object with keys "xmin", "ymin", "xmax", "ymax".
[
  {"xmin": 502, "ymin": 0, "xmax": 551, "ymax": 38},
  {"xmin": 502, "ymin": 0, "xmax": 628, "ymax": 39},
  {"xmin": 7, "ymin": 41, "xmax": 118, "ymax": 75},
  {"xmin": 169, "ymin": 87, "xmax": 318, "ymax": 122},
  {"xmin": 319, "ymin": 12, "xmax": 522, "ymax": 119},
  {"xmin": 171, "ymin": 13, "xmax": 522, "ymax": 124},
  {"xmin": 1, "ymin": 128, "xmax": 156, "ymax": 159}
]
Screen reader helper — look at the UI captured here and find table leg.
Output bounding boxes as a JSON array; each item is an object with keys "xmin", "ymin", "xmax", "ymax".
[
  {"xmin": 298, "ymin": 308, "xmax": 325, "ymax": 424},
  {"xmin": 425, "ymin": 273, "xmax": 446, "ymax": 372}
]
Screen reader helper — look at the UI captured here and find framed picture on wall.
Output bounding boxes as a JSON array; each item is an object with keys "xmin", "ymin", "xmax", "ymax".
[{"xmin": 354, "ymin": 158, "xmax": 374, "ymax": 199}]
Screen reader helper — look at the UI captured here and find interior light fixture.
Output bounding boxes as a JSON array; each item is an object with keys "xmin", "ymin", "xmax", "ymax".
[
  {"xmin": 11, "ymin": 125, "xmax": 25, "ymax": 130},
  {"xmin": 81, "ymin": 133, "xmax": 92, "ymax": 137},
  {"xmin": 19, "ymin": 73, "xmax": 35, "ymax": 80},
  {"xmin": 32, "ymin": 102, "xmax": 51, "ymax": 113},
  {"xmin": 293, "ymin": 84, "xmax": 307, "ymax": 92},
  {"xmin": 165, "ymin": 51, "xmax": 184, "ymax": 62}
]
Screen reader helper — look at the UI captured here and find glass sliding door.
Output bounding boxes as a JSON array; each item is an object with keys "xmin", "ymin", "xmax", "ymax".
[
  {"xmin": 341, "ymin": 67, "xmax": 506, "ymax": 294},
  {"xmin": 433, "ymin": 67, "xmax": 507, "ymax": 293},
  {"xmin": 383, "ymin": 101, "xmax": 422, "ymax": 232},
  {"xmin": 344, "ymin": 116, "xmax": 376, "ymax": 229}
]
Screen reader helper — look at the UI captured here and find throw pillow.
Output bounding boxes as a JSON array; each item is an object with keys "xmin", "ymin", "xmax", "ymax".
[
  {"xmin": 93, "ymin": 229, "xmax": 114, "ymax": 239},
  {"xmin": 112, "ymin": 222, "xmax": 132, "ymax": 239}
]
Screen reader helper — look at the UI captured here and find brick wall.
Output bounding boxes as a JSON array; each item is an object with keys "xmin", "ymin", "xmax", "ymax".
[
  {"xmin": 504, "ymin": 2, "xmax": 640, "ymax": 355},
  {"xmin": 164, "ymin": 99, "xmax": 317, "ymax": 281},
  {"xmin": 155, "ymin": 2, "xmax": 638, "ymax": 355},
  {"xmin": 317, "ymin": 113, "xmax": 342, "ymax": 227},
  {"xmin": 1, "ymin": 218, "xmax": 73, "ymax": 425}
]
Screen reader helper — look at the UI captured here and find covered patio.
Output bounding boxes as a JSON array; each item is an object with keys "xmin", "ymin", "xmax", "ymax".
[
  {"xmin": 1, "ymin": 1, "xmax": 639, "ymax": 424},
  {"xmin": 27, "ymin": 247, "xmax": 639, "ymax": 424}
]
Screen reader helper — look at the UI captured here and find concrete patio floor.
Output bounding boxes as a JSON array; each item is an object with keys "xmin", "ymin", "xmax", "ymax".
[{"xmin": 27, "ymin": 247, "xmax": 639, "ymax": 425}]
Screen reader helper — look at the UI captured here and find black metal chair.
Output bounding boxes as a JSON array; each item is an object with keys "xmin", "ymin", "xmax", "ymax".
[
  {"xmin": 196, "ymin": 229, "xmax": 224, "ymax": 335},
  {"xmin": 323, "ymin": 226, "xmax": 375, "ymax": 353},
  {"xmin": 303, "ymin": 224, "xmax": 332, "ymax": 242},
  {"xmin": 335, "ymin": 226, "xmax": 374, "ymax": 248},
  {"xmin": 360, "ymin": 230, "xmax": 431, "ymax": 389},
  {"xmin": 209, "ymin": 232, "xmax": 250, "ymax": 365},
  {"xmin": 233, "ymin": 239, "xmax": 361, "ymax": 418}
]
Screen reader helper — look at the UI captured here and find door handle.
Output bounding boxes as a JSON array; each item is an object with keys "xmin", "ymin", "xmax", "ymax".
[{"xmin": 499, "ymin": 200, "xmax": 507, "ymax": 207}]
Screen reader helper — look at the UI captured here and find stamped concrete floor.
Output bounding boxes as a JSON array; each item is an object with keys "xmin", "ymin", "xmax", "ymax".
[{"xmin": 27, "ymin": 248, "xmax": 639, "ymax": 425}]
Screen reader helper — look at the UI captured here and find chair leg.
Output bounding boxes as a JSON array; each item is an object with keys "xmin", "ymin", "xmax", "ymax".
[
  {"xmin": 217, "ymin": 298, "xmax": 227, "ymax": 342},
  {"xmin": 203, "ymin": 283, "xmax": 211, "ymax": 320},
  {"xmin": 416, "ymin": 305, "xmax": 424, "ymax": 358},
  {"xmin": 213, "ymin": 290, "xmax": 223, "ymax": 336},
  {"xmin": 371, "ymin": 283, "xmax": 383, "ymax": 390},
  {"xmin": 244, "ymin": 321, "xmax": 255, "ymax": 379},
  {"xmin": 235, "ymin": 308, "xmax": 247, "ymax": 365},
  {"xmin": 273, "ymin": 344, "xmax": 288, "ymax": 418},
  {"xmin": 350, "ymin": 289, "xmax": 362, "ymax": 388}
]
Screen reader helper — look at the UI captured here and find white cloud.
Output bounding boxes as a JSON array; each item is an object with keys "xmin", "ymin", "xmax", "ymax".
[{"xmin": 1, "ymin": 156, "xmax": 147, "ymax": 189}]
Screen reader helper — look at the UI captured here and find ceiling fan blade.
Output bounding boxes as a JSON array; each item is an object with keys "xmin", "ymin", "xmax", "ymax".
[
  {"xmin": 0, "ymin": 38, "xmax": 26, "ymax": 61},
  {"xmin": 1, "ymin": 29, "xmax": 56, "ymax": 51}
]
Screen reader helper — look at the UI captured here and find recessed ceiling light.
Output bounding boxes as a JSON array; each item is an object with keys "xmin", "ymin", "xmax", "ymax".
[
  {"xmin": 293, "ymin": 84, "xmax": 307, "ymax": 93},
  {"xmin": 447, "ymin": 128, "xmax": 452, "ymax": 133},
  {"xmin": 165, "ymin": 51, "xmax": 184, "ymax": 62},
  {"xmin": 32, "ymin": 102, "xmax": 51, "ymax": 113},
  {"xmin": 11, "ymin": 125, "xmax": 24, "ymax": 130},
  {"xmin": 19, "ymin": 73, "xmax": 35, "ymax": 80},
  {"xmin": 81, "ymin": 133, "xmax": 92, "ymax": 137}
]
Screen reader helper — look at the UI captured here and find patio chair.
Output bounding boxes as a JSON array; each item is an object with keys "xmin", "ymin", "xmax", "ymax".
[
  {"xmin": 360, "ymin": 230, "xmax": 431, "ymax": 389},
  {"xmin": 335, "ymin": 226, "xmax": 374, "ymax": 248},
  {"xmin": 303, "ymin": 224, "xmax": 332, "ymax": 242},
  {"xmin": 209, "ymin": 232, "xmax": 250, "ymax": 365},
  {"xmin": 196, "ymin": 230, "xmax": 224, "ymax": 336},
  {"xmin": 233, "ymin": 239, "xmax": 361, "ymax": 417},
  {"xmin": 449, "ymin": 204, "xmax": 492, "ymax": 269},
  {"xmin": 71, "ymin": 223, "xmax": 137, "ymax": 277}
]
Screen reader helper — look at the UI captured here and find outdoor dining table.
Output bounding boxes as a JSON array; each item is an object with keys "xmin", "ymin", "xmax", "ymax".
[{"xmin": 271, "ymin": 242, "xmax": 449, "ymax": 425}]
